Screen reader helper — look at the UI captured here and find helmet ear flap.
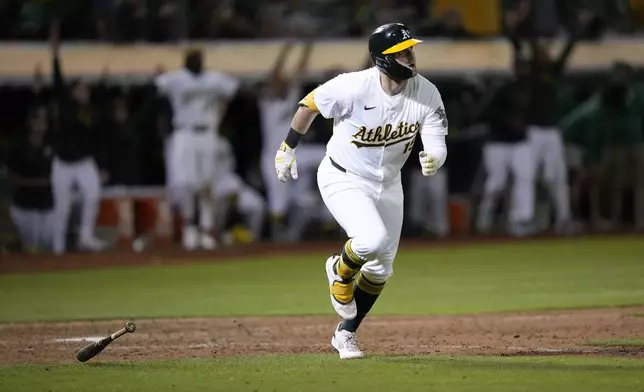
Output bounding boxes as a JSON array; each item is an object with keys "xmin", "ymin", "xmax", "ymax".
[
  {"xmin": 372, "ymin": 56, "xmax": 387, "ymax": 70},
  {"xmin": 373, "ymin": 53, "xmax": 414, "ymax": 82},
  {"xmin": 381, "ymin": 55, "xmax": 398, "ymax": 76},
  {"xmin": 373, "ymin": 56, "xmax": 392, "ymax": 78}
]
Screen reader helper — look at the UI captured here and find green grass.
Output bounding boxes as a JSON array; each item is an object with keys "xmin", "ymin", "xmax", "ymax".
[
  {"xmin": 2, "ymin": 355, "xmax": 644, "ymax": 392},
  {"xmin": 585, "ymin": 339, "xmax": 644, "ymax": 347},
  {"xmin": 1, "ymin": 237, "xmax": 643, "ymax": 322}
]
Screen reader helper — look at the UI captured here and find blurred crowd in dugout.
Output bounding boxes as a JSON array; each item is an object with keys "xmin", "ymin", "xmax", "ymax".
[
  {"xmin": 0, "ymin": 0, "xmax": 643, "ymax": 255},
  {"xmin": 1, "ymin": 0, "xmax": 642, "ymax": 41}
]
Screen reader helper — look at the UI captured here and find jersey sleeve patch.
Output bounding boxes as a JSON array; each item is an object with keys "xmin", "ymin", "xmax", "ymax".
[{"xmin": 298, "ymin": 89, "xmax": 319, "ymax": 112}]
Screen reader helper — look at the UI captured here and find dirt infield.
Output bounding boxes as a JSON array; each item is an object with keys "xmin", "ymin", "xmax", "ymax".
[{"xmin": 1, "ymin": 307, "xmax": 643, "ymax": 364}]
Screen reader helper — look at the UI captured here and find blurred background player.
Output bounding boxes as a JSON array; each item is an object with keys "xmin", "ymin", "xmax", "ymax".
[
  {"xmin": 48, "ymin": 20, "xmax": 108, "ymax": 254},
  {"xmin": 100, "ymin": 96, "xmax": 143, "ymax": 188},
  {"xmin": 258, "ymin": 41, "xmax": 314, "ymax": 241},
  {"xmin": 407, "ymin": 164, "xmax": 450, "ymax": 238},
  {"xmin": 505, "ymin": 4, "xmax": 592, "ymax": 234},
  {"xmin": 156, "ymin": 47, "xmax": 240, "ymax": 250},
  {"xmin": 561, "ymin": 61, "xmax": 644, "ymax": 231},
  {"xmin": 5, "ymin": 106, "xmax": 54, "ymax": 253},
  {"xmin": 212, "ymin": 134, "xmax": 266, "ymax": 244},
  {"xmin": 475, "ymin": 56, "xmax": 534, "ymax": 236}
]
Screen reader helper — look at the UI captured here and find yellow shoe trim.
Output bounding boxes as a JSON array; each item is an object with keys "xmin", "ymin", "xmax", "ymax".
[
  {"xmin": 330, "ymin": 281, "xmax": 354, "ymax": 304},
  {"xmin": 337, "ymin": 259, "xmax": 358, "ymax": 280}
]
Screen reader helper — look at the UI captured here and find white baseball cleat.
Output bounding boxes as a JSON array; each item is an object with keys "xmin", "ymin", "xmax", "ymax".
[
  {"xmin": 182, "ymin": 226, "xmax": 199, "ymax": 251},
  {"xmin": 325, "ymin": 254, "xmax": 357, "ymax": 320},
  {"xmin": 199, "ymin": 232, "xmax": 218, "ymax": 250},
  {"xmin": 78, "ymin": 237, "xmax": 108, "ymax": 252},
  {"xmin": 331, "ymin": 323, "xmax": 365, "ymax": 359}
]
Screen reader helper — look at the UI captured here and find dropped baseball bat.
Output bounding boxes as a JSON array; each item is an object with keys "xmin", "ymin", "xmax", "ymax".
[{"xmin": 76, "ymin": 322, "xmax": 136, "ymax": 362}]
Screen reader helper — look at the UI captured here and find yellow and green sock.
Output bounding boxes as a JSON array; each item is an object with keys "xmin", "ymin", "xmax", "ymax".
[
  {"xmin": 336, "ymin": 240, "xmax": 366, "ymax": 281},
  {"xmin": 340, "ymin": 273, "xmax": 386, "ymax": 333}
]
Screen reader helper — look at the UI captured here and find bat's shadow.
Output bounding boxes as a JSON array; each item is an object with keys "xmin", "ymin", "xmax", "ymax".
[{"xmin": 83, "ymin": 362, "xmax": 138, "ymax": 368}]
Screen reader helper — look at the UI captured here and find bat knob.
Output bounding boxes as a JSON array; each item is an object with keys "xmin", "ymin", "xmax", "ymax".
[{"xmin": 125, "ymin": 322, "xmax": 136, "ymax": 333}]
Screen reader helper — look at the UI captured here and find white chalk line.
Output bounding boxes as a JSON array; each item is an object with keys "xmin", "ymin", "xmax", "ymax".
[{"xmin": 54, "ymin": 337, "xmax": 104, "ymax": 343}]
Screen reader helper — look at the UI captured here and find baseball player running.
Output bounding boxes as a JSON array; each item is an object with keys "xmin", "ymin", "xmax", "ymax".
[
  {"xmin": 156, "ymin": 48, "xmax": 240, "ymax": 250},
  {"xmin": 275, "ymin": 23, "xmax": 448, "ymax": 359}
]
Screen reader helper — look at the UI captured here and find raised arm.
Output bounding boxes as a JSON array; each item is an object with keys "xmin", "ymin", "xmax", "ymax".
[
  {"xmin": 211, "ymin": 72, "xmax": 240, "ymax": 126},
  {"xmin": 267, "ymin": 42, "xmax": 294, "ymax": 83},
  {"xmin": 292, "ymin": 41, "xmax": 313, "ymax": 83},
  {"xmin": 550, "ymin": 10, "xmax": 594, "ymax": 76},
  {"xmin": 503, "ymin": 0, "xmax": 531, "ymax": 61},
  {"xmin": 559, "ymin": 95, "xmax": 599, "ymax": 146},
  {"xmin": 49, "ymin": 19, "xmax": 66, "ymax": 99}
]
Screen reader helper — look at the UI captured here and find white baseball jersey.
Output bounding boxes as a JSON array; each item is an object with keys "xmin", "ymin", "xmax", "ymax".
[
  {"xmin": 259, "ymin": 85, "xmax": 301, "ymax": 153},
  {"xmin": 301, "ymin": 67, "xmax": 448, "ymax": 182},
  {"xmin": 155, "ymin": 68, "xmax": 239, "ymax": 129}
]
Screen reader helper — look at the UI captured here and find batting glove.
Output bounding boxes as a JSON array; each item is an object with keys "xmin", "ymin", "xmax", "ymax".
[
  {"xmin": 419, "ymin": 151, "xmax": 439, "ymax": 176},
  {"xmin": 275, "ymin": 141, "xmax": 299, "ymax": 182}
]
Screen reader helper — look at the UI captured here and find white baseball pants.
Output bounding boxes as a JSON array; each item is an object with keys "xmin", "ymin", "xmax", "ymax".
[
  {"xmin": 10, "ymin": 206, "xmax": 54, "ymax": 250},
  {"xmin": 168, "ymin": 129, "xmax": 217, "ymax": 191},
  {"xmin": 166, "ymin": 129, "xmax": 217, "ymax": 231},
  {"xmin": 212, "ymin": 171, "xmax": 266, "ymax": 240},
  {"xmin": 51, "ymin": 157, "xmax": 102, "ymax": 253},
  {"xmin": 528, "ymin": 126, "xmax": 571, "ymax": 224},
  {"xmin": 408, "ymin": 169, "xmax": 449, "ymax": 237},
  {"xmin": 477, "ymin": 142, "xmax": 535, "ymax": 231},
  {"xmin": 317, "ymin": 156, "xmax": 403, "ymax": 284}
]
